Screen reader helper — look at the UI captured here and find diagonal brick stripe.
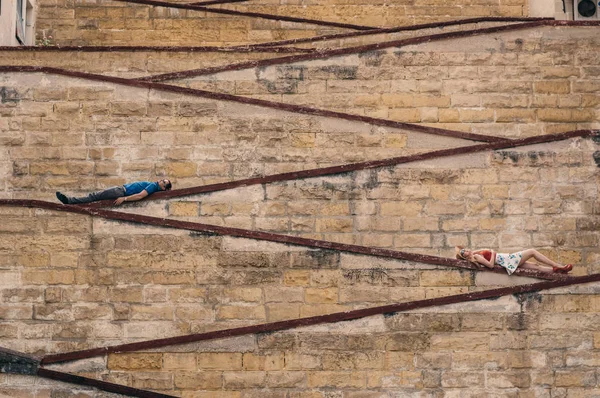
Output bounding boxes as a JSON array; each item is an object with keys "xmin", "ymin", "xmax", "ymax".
[
  {"xmin": 0, "ymin": 198, "xmax": 576, "ymax": 282},
  {"xmin": 185, "ymin": 0, "xmax": 248, "ymax": 5},
  {"xmin": 139, "ymin": 20, "xmax": 600, "ymax": 82},
  {"xmin": 0, "ymin": 65, "xmax": 506, "ymax": 143},
  {"xmin": 111, "ymin": 0, "xmax": 377, "ymax": 30},
  {"xmin": 0, "ymin": 45, "xmax": 317, "ymax": 53},
  {"xmin": 236, "ymin": 17, "xmax": 552, "ymax": 50},
  {"xmin": 39, "ymin": 273, "xmax": 600, "ymax": 364},
  {"xmin": 77, "ymin": 130, "xmax": 596, "ymax": 206},
  {"xmin": 37, "ymin": 368, "xmax": 176, "ymax": 398}
]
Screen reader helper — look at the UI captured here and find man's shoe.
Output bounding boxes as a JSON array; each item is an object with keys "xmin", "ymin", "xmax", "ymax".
[{"xmin": 56, "ymin": 192, "xmax": 69, "ymax": 204}]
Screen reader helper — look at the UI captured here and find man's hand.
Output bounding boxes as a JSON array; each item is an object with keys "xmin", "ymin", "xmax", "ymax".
[{"xmin": 114, "ymin": 197, "xmax": 127, "ymax": 206}]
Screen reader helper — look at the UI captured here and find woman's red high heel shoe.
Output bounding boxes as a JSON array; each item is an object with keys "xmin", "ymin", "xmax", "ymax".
[{"xmin": 553, "ymin": 264, "xmax": 573, "ymax": 273}]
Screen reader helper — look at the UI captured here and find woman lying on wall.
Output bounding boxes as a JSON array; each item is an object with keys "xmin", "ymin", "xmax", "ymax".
[{"xmin": 455, "ymin": 246, "xmax": 573, "ymax": 274}]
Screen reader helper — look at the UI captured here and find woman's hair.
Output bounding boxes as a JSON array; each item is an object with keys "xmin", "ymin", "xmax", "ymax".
[{"xmin": 455, "ymin": 246, "xmax": 468, "ymax": 260}]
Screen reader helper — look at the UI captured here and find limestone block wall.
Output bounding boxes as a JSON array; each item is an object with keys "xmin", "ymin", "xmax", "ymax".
[
  {"xmin": 1, "ymin": 209, "xmax": 600, "ymax": 396},
  {"xmin": 34, "ymin": 0, "xmax": 529, "ymax": 46},
  {"xmin": 2, "ymin": 3, "xmax": 600, "ymax": 396}
]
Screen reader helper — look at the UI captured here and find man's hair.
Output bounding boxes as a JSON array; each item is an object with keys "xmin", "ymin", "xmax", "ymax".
[{"xmin": 164, "ymin": 180, "xmax": 172, "ymax": 191}]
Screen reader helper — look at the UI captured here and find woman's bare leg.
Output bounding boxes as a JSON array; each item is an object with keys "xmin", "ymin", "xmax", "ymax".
[
  {"xmin": 519, "ymin": 249, "xmax": 566, "ymax": 269},
  {"xmin": 519, "ymin": 261, "xmax": 553, "ymax": 273}
]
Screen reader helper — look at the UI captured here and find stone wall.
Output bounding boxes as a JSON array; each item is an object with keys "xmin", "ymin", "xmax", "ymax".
[
  {"xmin": 1, "ymin": 64, "xmax": 599, "ymax": 396},
  {"xmin": 1, "ymin": 209, "xmax": 600, "ymax": 396},
  {"xmin": 35, "ymin": 0, "xmax": 529, "ymax": 46},
  {"xmin": 2, "ymin": 1, "xmax": 600, "ymax": 396}
]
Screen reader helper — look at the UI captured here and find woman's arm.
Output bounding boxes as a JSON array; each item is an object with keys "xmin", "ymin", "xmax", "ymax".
[
  {"xmin": 114, "ymin": 190, "xmax": 149, "ymax": 206},
  {"xmin": 472, "ymin": 254, "xmax": 494, "ymax": 269}
]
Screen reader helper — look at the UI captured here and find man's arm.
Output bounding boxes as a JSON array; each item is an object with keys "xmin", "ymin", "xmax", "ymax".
[{"xmin": 113, "ymin": 190, "xmax": 149, "ymax": 206}]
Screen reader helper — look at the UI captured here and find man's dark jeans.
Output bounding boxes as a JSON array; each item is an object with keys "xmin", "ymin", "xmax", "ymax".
[{"xmin": 68, "ymin": 186, "xmax": 126, "ymax": 204}]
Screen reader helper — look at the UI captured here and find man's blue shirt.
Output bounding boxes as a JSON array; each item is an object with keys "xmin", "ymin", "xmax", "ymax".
[{"xmin": 124, "ymin": 181, "xmax": 160, "ymax": 196}]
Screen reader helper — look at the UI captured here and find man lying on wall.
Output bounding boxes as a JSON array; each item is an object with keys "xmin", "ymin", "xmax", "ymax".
[{"xmin": 56, "ymin": 179, "xmax": 172, "ymax": 206}]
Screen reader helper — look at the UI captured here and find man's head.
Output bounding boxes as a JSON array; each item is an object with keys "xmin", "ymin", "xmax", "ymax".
[{"xmin": 158, "ymin": 179, "xmax": 172, "ymax": 191}]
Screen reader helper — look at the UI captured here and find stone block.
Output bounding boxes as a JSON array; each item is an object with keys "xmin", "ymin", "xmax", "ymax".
[
  {"xmin": 169, "ymin": 201, "xmax": 199, "ymax": 217},
  {"xmin": 265, "ymin": 371, "xmax": 305, "ymax": 388},
  {"xmin": 380, "ymin": 202, "xmax": 423, "ymax": 217},
  {"xmin": 216, "ymin": 305, "xmax": 266, "ymax": 321},
  {"xmin": 132, "ymin": 372, "xmax": 173, "ymax": 391},
  {"xmin": 441, "ymin": 371, "xmax": 485, "ymax": 388},
  {"xmin": 305, "ymin": 288, "xmax": 338, "ymax": 304},
  {"xmin": 315, "ymin": 218, "xmax": 353, "ymax": 233},
  {"xmin": 554, "ymin": 371, "xmax": 596, "ymax": 387},
  {"xmin": 110, "ymin": 101, "xmax": 146, "ymax": 116},
  {"xmin": 459, "ymin": 109, "xmax": 495, "ymax": 122},
  {"xmin": 197, "ymin": 353, "xmax": 242, "ymax": 370},
  {"xmin": 307, "ymin": 371, "xmax": 365, "ymax": 388},
  {"xmin": 242, "ymin": 353, "xmax": 284, "ymax": 371},
  {"xmin": 174, "ymin": 372, "xmax": 222, "ymax": 390},
  {"xmin": 534, "ymin": 81, "xmax": 570, "ymax": 94},
  {"xmin": 223, "ymin": 371, "xmax": 266, "ymax": 388},
  {"xmin": 108, "ymin": 353, "xmax": 162, "ymax": 370}
]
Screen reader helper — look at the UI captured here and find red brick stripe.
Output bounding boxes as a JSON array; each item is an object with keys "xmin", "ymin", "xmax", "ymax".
[
  {"xmin": 40, "ymin": 273, "xmax": 600, "ymax": 364},
  {"xmin": 0, "ymin": 198, "xmax": 576, "ymax": 283},
  {"xmin": 37, "ymin": 368, "xmax": 175, "ymax": 398},
  {"xmin": 0, "ymin": 65, "xmax": 505, "ymax": 143},
  {"xmin": 111, "ymin": 0, "xmax": 377, "ymax": 30},
  {"xmin": 80, "ymin": 130, "xmax": 596, "ymax": 206},
  {"xmin": 139, "ymin": 20, "xmax": 600, "ymax": 82},
  {"xmin": 235, "ymin": 17, "xmax": 552, "ymax": 50},
  {"xmin": 0, "ymin": 45, "xmax": 316, "ymax": 53}
]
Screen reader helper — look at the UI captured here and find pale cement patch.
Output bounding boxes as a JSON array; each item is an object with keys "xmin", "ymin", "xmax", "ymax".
[
  {"xmin": 529, "ymin": 0, "xmax": 557, "ymax": 17},
  {"xmin": 196, "ymin": 185, "xmax": 264, "ymax": 203},
  {"xmin": 409, "ymin": 295, "xmax": 522, "ymax": 313},
  {"xmin": 404, "ymin": 26, "xmax": 600, "ymax": 53},
  {"xmin": 299, "ymin": 315, "xmax": 387, "ymax": 334},
  {"xmin": 404, "ymin": 132, "xmax": 472, "ymax": 150},
  {"xmin": 340, "ymin": 253, "xmax": 441, "ymax": 270},
  {"xmin": 117, "ymin": 201, "xmax": 169, "ymax": 218},
  {"xmin": 46, "ymin": 357, "xmax": 106, "ymax": 373},
  {"xmin": 318, "ymin": 118, "xmax": 373, "ymax": 134},
  {"xmin": 395, "ymin": 151, "xmax": 489, "ymax": 169},
  {"xmin": 92, "ymin": 218, "xmax": 189, "ymax": 236},
  {"xmin": 148, "ymin": 88, "xmax": 188, "ymax": 102},
  {"xmin": 220, "ymin": 101, "xmax": 282, "ymax": 118},
  {"xmin": 144, "ymin": 335, "xmax": 256, "ymax": 353},
  {"xmin": 305, "ymin": 175, "xmax": 357, "ymax": 186},
  {"xmin": 287, "ymin": 54, "xmax": 361, "ymax": 68},
  {"xmin": 208, "ymin": 68, "xmax": 258, "ymax": 81},
  {"xmin": 475, "ymin": 272, "xmax": 539, "ymax": 286},
  {"xmin": 222, "ymin": 237, "xmax": 305, "ymax": 252}
]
